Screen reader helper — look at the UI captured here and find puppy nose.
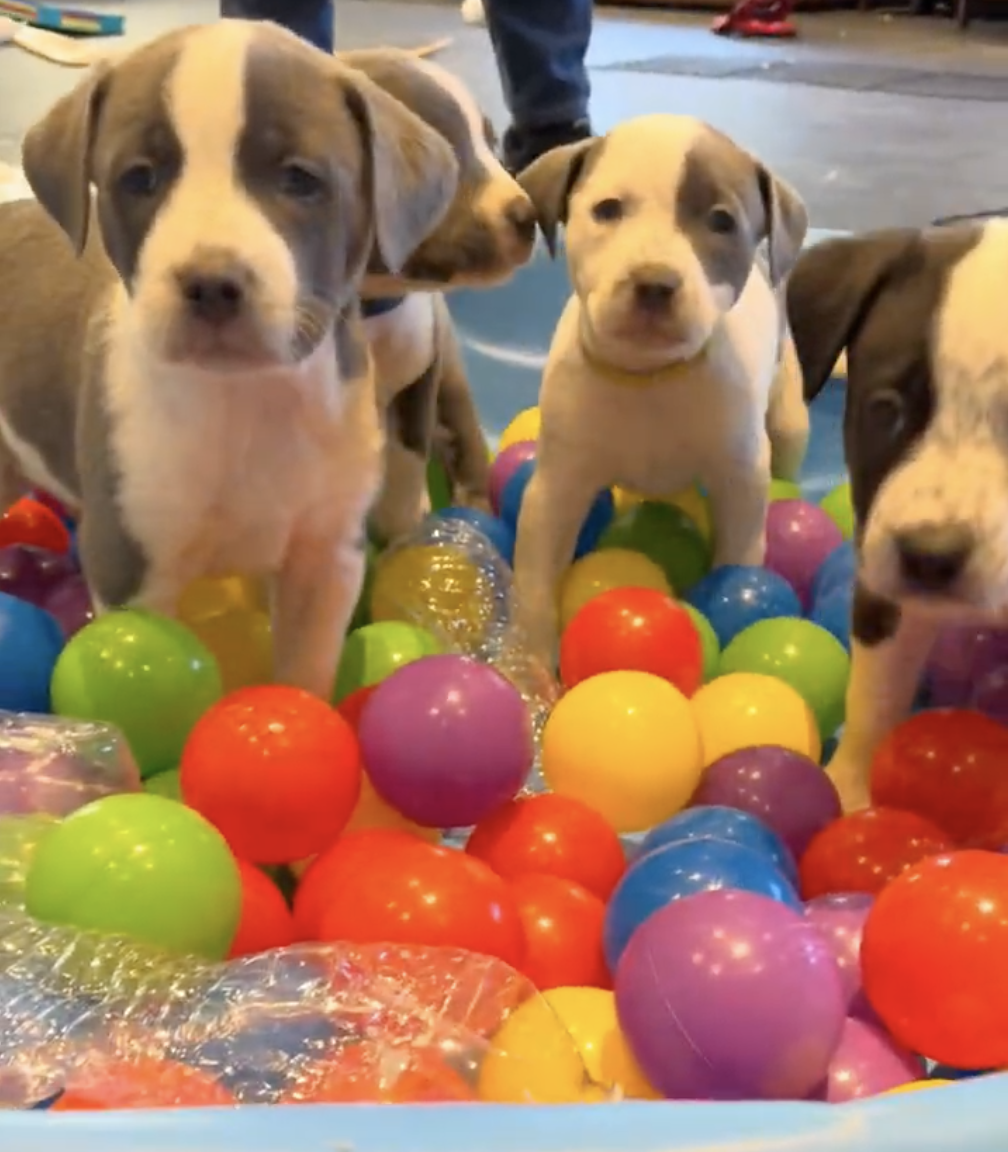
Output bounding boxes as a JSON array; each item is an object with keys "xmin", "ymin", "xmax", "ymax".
[
  {"xmin": 177, "ymin": 270, "xmax": 245, "ymax": 325},
  {"xmin": 895, "ymin": 523, "xmax": 974, "ymax": 592},
  {"xmin": 631, "ymin": 266, "xmax": 682, "ymax": 312},
  {"xmin": 505, "ymin": 197, "xmax": 537, "ymax": 245}
]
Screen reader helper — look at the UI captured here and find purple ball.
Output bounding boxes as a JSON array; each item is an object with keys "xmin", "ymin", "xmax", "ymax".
[
  {"xmin": 927, "ymin": 624, "xmax": 1008, "ymax": 720},
  {"xmin": 40, "ymin": 575, "xmax": 94, "ymax": 639},
  {"xmin": 357, "ymin": 654, "xmax": 533, "ymax": 828},
  {"xmin": 765, "ymin": 499, "xmax": 844, "ymax": 611},
  {"xmin": 691, "ymin": 745, "xmax": 841, "ymax": 859},
  {"xmin": 810, "ymin": 1017, "xmax": 923, "ymax": 1102},
  {"xmin": 615, "ymin": 889, "xmax": 845, "ymax": 1101},
  {"xmin": 0, "ymin": 546, "xmax": 77, "ymax": 607},
  {"xmin": 805, "ymin": 892, "xmax": 877, "ymax": 1023},
  {"xmin": 489, "ymin": 440, "xmax": 537, "ymax": 516}
]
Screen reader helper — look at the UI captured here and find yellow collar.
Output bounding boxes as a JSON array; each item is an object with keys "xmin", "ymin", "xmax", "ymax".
[{"xmin": 580, "ymin": 330, "xmax": 711, "ymax": 387}]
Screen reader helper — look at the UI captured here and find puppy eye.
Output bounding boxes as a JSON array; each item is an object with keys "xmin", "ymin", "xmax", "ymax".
[
  {"xmin": 278, "ymin": 163, "xmax": 327, "ymax": 201},
  {"xmin": 118, "ymin": 162, "xmax": 160, "ymax": 197},
  {"xmin": 592, "ymin": 198, "xmax": 623, "ymax": 223},
  {"xmin": 867, "ymin": 388, "xmax": 906, "ymax": 437},
  {"xmin": 708, "ymin": 207, "xmax": 737, "ymax": 234}
]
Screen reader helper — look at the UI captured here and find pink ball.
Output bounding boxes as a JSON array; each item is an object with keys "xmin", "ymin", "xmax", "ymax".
[
  {"xmin": 811, "ymin": 1017, "xmax": 923, "ymax": 1102},
  {"xmin": 489, "ymin": 440, "xmax": 537, "ymax": 516},
  {"xmin": 765, "ymin": 499, "xmax": 844, "ymax": 610}
]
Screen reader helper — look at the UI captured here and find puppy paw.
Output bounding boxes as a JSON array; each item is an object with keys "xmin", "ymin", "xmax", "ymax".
[{"xmin": 825, "ymin": 756, "xmax": 873, "ymax": 814}]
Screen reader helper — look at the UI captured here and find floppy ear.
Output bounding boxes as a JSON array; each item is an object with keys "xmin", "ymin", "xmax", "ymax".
[
  {"xmin": 341, "ymin": 69, "xmax": 458, "ymax": 275},
  {"xmin": 517, "ymin": 139, "xmax": 598, "ymax": 258},
  {"xmin": 755, "ymin": 165, "xmax": 808, "ymax": 286},
  {"xmin": 787, "ymin": 229, "xmax": 919, "ymax": 403},
  {"xmin": 22, "ymin": 59, "xmax": 112, "ymax": 255}
]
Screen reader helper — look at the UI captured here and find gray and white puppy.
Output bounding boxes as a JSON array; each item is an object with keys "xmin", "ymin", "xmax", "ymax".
[
  {"xmin": 340, "ymin": 48, "xmax": 537, "ymax": 543},
  {"xmin": 512, "ymin": 114, "xmax": 809, "ymax": 662},
  {"xmin": 789, "ymin": 222, "xmax": 1008, "ymax": 811},
  {"xmin": 0, "ymin": 20, "xmax": 459, "ymax": 699}
]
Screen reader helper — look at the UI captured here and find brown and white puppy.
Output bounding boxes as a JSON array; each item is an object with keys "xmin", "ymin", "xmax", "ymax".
[
  {"xmin": 339, "ymin": 48, "xmax": 537, "ymax": 543},
  {"xmin": 0, "ymin": 21, "xmax": 459, "ymax": 698}
]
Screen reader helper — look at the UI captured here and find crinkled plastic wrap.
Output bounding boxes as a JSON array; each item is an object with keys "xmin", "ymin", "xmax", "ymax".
[
  {"xmin": 0, "ymin": 712, "xmax": 141, "ymax": 819},
  {"xmin": 0, "ymin": 910, "xmax": 596, "ymax": 1109}
]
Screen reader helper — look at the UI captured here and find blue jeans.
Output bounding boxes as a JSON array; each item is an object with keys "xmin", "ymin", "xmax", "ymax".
[{"xmin": 220, "ymin": 0, "xmax": 591, "ymax": 129}]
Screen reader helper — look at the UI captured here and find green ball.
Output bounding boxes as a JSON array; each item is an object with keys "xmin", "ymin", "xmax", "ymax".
[
  {"xmin": 598, "ymin": 501, "xmax": 711, "ymax": 595},
  {"xmin": 718, "ymin": 617, "xmax": 850, "ymax": 741},
  {"xmin": 25, "ymin": 793, "xmax": 241, "ymax": 960},
  {"xmin": 0, "ymin": 814, "xmax": 58, "ymax": 910},
  {"xmin": 427, "ymin": 455, "xmax": 453, "ymax": 513},
  {"xmin": 681, "ymin": 602, "xmax": 720, "ymax": 683},
  {"xmin": 333, "ymin": 620, "xmax": 442, "ymax": 702},
  {"xmin": 769, "ymin": 478, "xmax": 803, "ymax": 502},
  {"xmin": 51, "ymin": 610, "xmax": 223, "ymax": 780},
  {"xmin": 820, "ymin": 481, "xmax": 855, "ymax": 540},
  {"xmin": 144, "ymin": 767, "xmax": 182, "ymax": 802}
]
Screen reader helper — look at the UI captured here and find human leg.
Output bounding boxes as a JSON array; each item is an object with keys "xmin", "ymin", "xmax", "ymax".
[{"xmin": 219, "ymin": 0, "xmax": 334, "ymax": 53}]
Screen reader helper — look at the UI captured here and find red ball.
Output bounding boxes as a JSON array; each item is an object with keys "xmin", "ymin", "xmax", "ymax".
[
  {"xmin": 559, "ymin": 587, "xmax": 703, "ymax": 694},
  {"xmin": 51, "ymin": 1056, "xmax": 233, "ymax": 1110},
  {"xmin": 293, "ymin": 828, "xmax": 425, "ymax": 940},
  {"xmin": 465, "ymin": 793, "xmax": 626, "ymax": 900},
  {"xmin": 871, "ymin": 709, "xmax": 1008, "ymax": 848},
  {"xmin": 861, "ymin": 850, "xmax": 1008, "ymax": 1069},
  {"xmin": 799, "ymin": 807, "xmax": 953, "ymax": 899},
  {"xmin": 283, "ymin": 1045, "xmax": 477, "ymax": 1104},
  {"xmin": 336, "ymin": 684, "xmax": 379, "ymax": 732},
  {"xmin": 0, "ymin": 497, "xmax": 70, "ymax": 555},
  {"xmin": 317, "ymin": 837, "xmax": 525, "ymax": 968},
  {"xmin": 227, "ymin": 860, "xmax": 298, "ymax": 958},
  {"xmin": 511, "ymin": 872, "xmax": 609, "ymax": 991},
  {"xmin": 180, "ymin": 685, "xmax": 363, "ymax": 865}
]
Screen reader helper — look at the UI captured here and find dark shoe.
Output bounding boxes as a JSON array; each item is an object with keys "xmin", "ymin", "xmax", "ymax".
[{"xmin": 502, "ymin": 118, "xmax": 592, "ymax": 175}]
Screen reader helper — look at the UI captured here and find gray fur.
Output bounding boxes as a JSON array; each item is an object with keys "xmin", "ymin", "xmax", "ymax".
[{"xmin": 517, "ymin": 138, "xmax": 602, "ymax": 257}]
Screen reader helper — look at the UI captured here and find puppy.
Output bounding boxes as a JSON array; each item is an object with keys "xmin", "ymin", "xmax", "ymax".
[
  {"xmin": 511, "ymin": 114, "xmax": 809, "ymax": 661},
  {"xmin": 788, "ymin": 222, "xmax": 1008, "ymax": 811},
  {"xmin": 0, "ymin": 20, "xmax": 459, "ymax": 699},
  {"xmin": 339, "ymin": 48, "xmax": 538, "ymax": 543}
]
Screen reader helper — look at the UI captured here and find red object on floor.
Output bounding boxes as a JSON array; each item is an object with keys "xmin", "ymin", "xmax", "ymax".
[
  {"xmin": 712, "ymin": 0, "xmax": 797, "ymax": 38},
  {"xmin": 0, "ymin": 497, "xmax": 71, "ymax": 554}
]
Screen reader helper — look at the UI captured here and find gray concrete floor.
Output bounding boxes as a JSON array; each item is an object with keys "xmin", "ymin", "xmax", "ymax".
[{"xmin": 2, "ymin": 1, "xmax": 1008, "ymax": 229}]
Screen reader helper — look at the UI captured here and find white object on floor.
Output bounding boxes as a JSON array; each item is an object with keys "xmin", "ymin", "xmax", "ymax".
[
  {"xmin": 461, "ymin": 0, "xmax": 486, "ymax": 26},
  {"xmin": 0, "ymin": 164, "xmax": 32, "ymax": 206}
]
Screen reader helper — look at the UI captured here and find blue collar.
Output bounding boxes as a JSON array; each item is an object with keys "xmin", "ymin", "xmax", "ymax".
[{"xmin": 361, "ymin": 296, "xmax": 405, "ymax": 319}]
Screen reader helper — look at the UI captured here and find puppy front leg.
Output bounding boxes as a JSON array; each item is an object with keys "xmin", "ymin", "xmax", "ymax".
[
  {"xmin": 766, "ymin": 335, "xmax": 809, "ymax": 483},
  {"xmin": 704, "ymin": 437, "xmax": 771, "ymax": 569},
  {"xmin": 827, "ymin": 588, "xmax": 938, "ymax": 813},
  {"xmin": 271, "ymin": 532, "xmax": 366, "ymax": 699}
]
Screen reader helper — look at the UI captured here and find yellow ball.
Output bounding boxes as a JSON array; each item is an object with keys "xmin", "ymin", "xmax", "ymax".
[
  {"xmin": 498, "ymin": 407, "xmax": 541, "ymax": 453},
  {"xmin": 478, "ymin": 991, "xmax": 602, "ymax": 1103},
  {"xmin": 185, "ymin": 608, "xmax": 273, "ymax": 694},
  {"xmin": 178, "ymin": 574, "xmax": 267, "ymax": 622},
  {"xmin": 542, "ymin": 987, "xmax": 661, "ymax": 1100},
  {"xmin": 690, "ymin": 672, "xmax": 821, "ymax": 766},
  {"xmin": 343, "ymin": 771, "xmax": 441, "ymax": 843},
  {"xmin": 541, "ymin": 670, "xmax": 703, "ymax": 834},
  {"xmin": 885, "ymin": 1079, "xmax": 952, "ymax": 1094},
  {"xmin": 558, "ymin": 549, "xmax": 672, "ymax": 631}
]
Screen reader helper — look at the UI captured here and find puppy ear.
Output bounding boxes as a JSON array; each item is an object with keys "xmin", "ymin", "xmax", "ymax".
[
  {"xmin": 341, "ymin": 69, "xmax": 458, "ymax": 274},
  {"xmin": 517, "ymin": 139, "xmax": 598, "ymax": 258},
  {"xmin": 22, "ymin": 59, "xmax": 112, "ymax": 255},
  {"xmin": 787, "ymin": 229, "xmax": 918, "ymax": 402},
  {"xmin": 756, "ymin": 166, "xmax": 808, "ymax": 285}
]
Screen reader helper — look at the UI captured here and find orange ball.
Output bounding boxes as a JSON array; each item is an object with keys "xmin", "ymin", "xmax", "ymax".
[
  {"xmin": 284, "ymin": 1044, "xmax": 476, "ymax": 1103},
  {"xmin": 0, "ymin": 497, "xmax": 71, "ymax": 554},
  {"xmin": 51, "ymin": 1056, "xmax": 233, "ymax": 1110},
  {"xmin": 180, "ymin": 685, "xmax": 363, "ymax": 865},
  {"xmin": 227, "ymin": 859, "xmax": 298, "ymax": 958},
  {"xmin": 511, "ymin": 873, "xmax": 610, "ymax": 991}
]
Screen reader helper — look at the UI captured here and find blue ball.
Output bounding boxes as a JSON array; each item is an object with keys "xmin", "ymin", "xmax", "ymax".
[
  {"xmin": 499, "ymin": 460, "xmax": 614, "ymax": 558},
  {"xmin": 0, "ymin": 592, "xmax": 63, "ymax": 713},
  {"xmin": 685, "ymin": 565, "xmax": 801, "ymax": 648},
  {"xmin": 434, "ymin": 505, "xmax": 516, "ymax": 565},
  {"xmin": 638, "ymin": 805, "xmax": 798, "ymax": 886},
  {"xmin": 602, "ymin": 835, "xmax": 802, "ymax": 970},
  {"xmin": 810, "ymin": 540, "xmax": 856, "ymax": 604},
  {"xmin": 811, "ymin": 582, "xmax": 854, "ymax": 650}
]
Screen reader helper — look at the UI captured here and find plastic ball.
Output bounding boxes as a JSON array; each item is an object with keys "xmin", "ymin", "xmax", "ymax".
[
  {"xmin": 333, "ymin": 620, "xmax": 441, "ymax": 703},
  {"xmin": 177, "ymin": 574, "xmax": 267, "ymax": 619},
  {"xmin": 434, "ymin": 505, "xmax": 516, "ymax": 565},
  {"xmin": 227, "ymin": 860, "xmax": 297, "ymax": 958},
  {"xmin": 317, "ymin": 836, "xmax": 524, "ymax": 967},
  {"xmin": 540, "ymin": 986, "xmax": 660, "ymax": 1099},
  {"xmin": 768, "ymin": 478, "xmax": 802, "ymax": 501},
  {"xmin": 511, "ymin": 873, "xmax": 609, "ymax": 991},
  {"xmin": 870, "ymin": 709, "xmax": 1008, "ymax": 848},
  {"xmin": 812, "ymin": 1017, "xmax": 922, "ymax": 1102},
  {"xmin": 143, "ymin": 768, "xmax": 182, "ymax": 802},
  {"xmin": 810, "ymin": 583, "xmax": 854, "ymax": 650},
  {"xmin": 598, "ymin": 501, "xmax": 710, "ymax": 595},
  {"xmin": 810, "ymin": 540, "xmax": 856, "ymax": 604},
  {"xmin": 614, "ymin": 889, "xmax": 846, "ymax": 1100},
  {"xmin": 681, "ymin": 602, "xmax": 720, "ymax": 682},
  {"xmin": 559, "ymin": 587, "xmax": 703, "ymax": 695},
  {"xmin": 604, "ymin": 835, "xmax": 801, "ymax": 969},
  {"xmin": 558, "ymin": 548, "xmax": 672, "ymax": 631},
  {"xmin": 465, "ymin": 793, "xmax": 626, "ymax": 900},
  {"xmin": 691, "ymin": 745, "xmax": 841, "ymax": 858},
  {"xmin": 357, "ymin": 654, "xmax": 533, "ymax": 829},
  {"xmin": 348, "ymin": 540, "xmax": 379, "ymax": 630},
  {"xmin": 541, "ymin": 670, "xmax": 703, "ymax": 834},
  {"xmin": 39, "ymin": 575, "xmax": 94, "ymax": 640},
  {"xmin": 498, "ymin": 406, "xmax": 541, "ymax": 452},
  {"xmin": 500, "ymin": 461, "xmax": 613, "ymax": 558},
  {"xmin": 665, "ymin": 486, "xmax": 713, "ymax": 541},
  {"xmin": 0, "ymin": 544, "xmax": 76, "ymax": 606},
  {"xmin": 638, "ymin": 805, "xmax": 798, "ymax": 886},
  {"xmin": 686, "ymin": 565, "xmax": 801, "ymax": 648},
  {"xmin": 50, "ymin": 610, "xmax": 222, "ymax": 780},
  {"xmin": 804, "ymin": 892, "xmax": 876, "ymax": 1021},
  {"xmin": 799, "ymin": 807, "xmax": 953, "ymax": 899},
  {"xmin": 0, "ymin": 497, "xmax": 71, "ymax": 554},
  {"xmin": 0, "ymin": 591, "xmax": 64, "ymax": 713},
  {"xmin": 861, "ymin": 850, "xmax": 1008, "ymax": 1069},
  {"xmin": 765, "ymin": 499, "xmax": 844, "ymax": 609},
  {"xmin": 718, "ymin": 617, "xmax": 850, "ymax": 741},
  {"xmin": 25, "ymin": 792, "xmax": 241, "ymax": 960},
  {"xmin": 926, "ymin": 625, "xmax": 1008, "ymax": 711},
  {"xmin": 886, "ymin": 1079, "xmax": 953, "ymax": 1094},
  {"xmin": 180, "ymin": 685, "xmax": 363, "ymax": 865},
  {"xmin": 52, "ymin": 1056, "xmax": 234, "ymax": 1110},
  {"xmin": 489, "ymin": 439, "xmax": 537, "ymax": 514},
  {"xmin": 284, "ymin": 1046, "xmax": 476, "ymax": 1104},
  {"xmin": 690, "ymin": 673, "xmax": 821, "ymax": 766},
  {"xmin": 0, "ymin": 813, "xmax": 58, "ymax": 909},
  {"xmin": 820, "ymin": 481, "xmax": 855, "ymax": 540}
]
